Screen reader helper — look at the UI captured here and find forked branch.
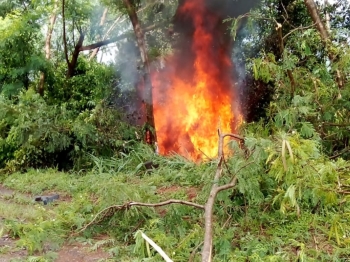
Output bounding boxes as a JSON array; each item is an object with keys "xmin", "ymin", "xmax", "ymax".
[
  {"xmin": 76, "ymin": 130, "xmax": 249, "ymax": 262},
  {"xmin": 201, "ymin": 130, "xmax": 244, "ymax": 262}
]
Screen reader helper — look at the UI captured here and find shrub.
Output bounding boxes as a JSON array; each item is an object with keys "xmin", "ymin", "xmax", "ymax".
[{"xmin": 0, "ymin": 89, "xmax": 140, "ymax": 171}]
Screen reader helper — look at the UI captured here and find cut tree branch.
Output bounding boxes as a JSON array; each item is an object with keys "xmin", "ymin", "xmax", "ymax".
[
  {"xmin": 202, "ymin": 130, "xmax": 243, "ymax": 262},
  {"xmin": 75, "ymin": 130, "xmax": 249, "ymax": 262},
  {"xmin": 74, "ymin": 199, "xmax": 204, "ymax": 235}
]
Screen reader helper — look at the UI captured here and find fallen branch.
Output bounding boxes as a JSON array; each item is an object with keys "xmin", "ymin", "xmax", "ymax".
[
  {"xmin": 201, "ymin": 131, "xmax": 253, "ymax": 262},
  {"xmin": 202, "ymin": 130, "xmax": 242, "ymax": 262},
  {"xmin": 75, "ymin": 130, "xmax": 250, "ymax": 262},
  {"xmin": 74, "ymin": 199, "xmax": 204, "ymax": 236}
]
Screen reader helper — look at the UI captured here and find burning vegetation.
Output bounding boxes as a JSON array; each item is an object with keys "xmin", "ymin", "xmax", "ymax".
[{"xmin": 151, "ymin": 0, "xmax": 242, "ymax": 161}]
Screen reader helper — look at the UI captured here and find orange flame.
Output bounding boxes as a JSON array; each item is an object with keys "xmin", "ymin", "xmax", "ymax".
[{"xmin": 152, "ymin": 0, "xmax": 242, "ymax": 161}]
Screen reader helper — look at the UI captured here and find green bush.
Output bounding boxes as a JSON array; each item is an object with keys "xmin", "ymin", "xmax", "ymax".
[{"xmin": 0, "ymin": 89, "xmax": 140, "ymax": 171}]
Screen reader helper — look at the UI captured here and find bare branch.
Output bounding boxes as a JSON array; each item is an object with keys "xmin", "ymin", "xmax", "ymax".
[
  {"xmin": 216, "ymin": 161, "xmax": 254, "ymax": 193},
  {"xmin": 82, "ymin": 24, "xmax": 159, "ymax": 52},
  {"xmin": 222, "ymin": 133, "xmax": 244, "ymax": 141},
  {"xmin": 80, "ymin": 33, "xmax": 131, "ymax": 51},
  {"xmin": 89, "ymin": 2, "xmax": 156, "ymax": 60},
  {"xmin": 275, "ymin": 22, "xmax": 296, "ymax": 96},
  {"xmin": 282, "ymin": 23, "xmax": 317, "ymax": 40},
  {"xmin": 215, "ymin": 177, "xmax": 238, "ymax": 194},
  {"xmin": 129, "ymin": 199, "xmax": 204, "ymax": 209},
  {"xmin": 322, "ymin": 122, "xmax": 350, "ymax": 127},
  {"xmin": 330, "ymin": 147, "xmax": 350, "ymax": 160},
  {"xmin": 74, "ymin": 199, "xmax": 204, "ymax": 236},
  {"xmin": 202, "ymin": 130, "xmax": 226, "ymax": 262},
  {"xmin": 67, "ymin": 32, "xmax": 85, "ymax": 78},
  {"xmin": 202, "ymin": 131, "xmax": 250, "ymax": 262}
]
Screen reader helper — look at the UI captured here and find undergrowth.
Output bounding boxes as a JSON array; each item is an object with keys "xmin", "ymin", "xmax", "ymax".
[{"xmin": 1, "ymin": 136, "xmax": 349, "ymax": 261}]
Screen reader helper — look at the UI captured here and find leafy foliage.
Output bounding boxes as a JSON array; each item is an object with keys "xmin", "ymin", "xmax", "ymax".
[
  {"xmin": 0, "ymin": 0, "xmax": 350, "ymax": 261},
  {"xmin": 2, "ymin": 138, "xmax": 350, "ymax": 260},
  {"xmin": 0, "ymin": 10, "xmax": 45, "ymax": 96},
  {"xmin": 0, "ymin": 88, "xmax": 140, "ymax": 171}
]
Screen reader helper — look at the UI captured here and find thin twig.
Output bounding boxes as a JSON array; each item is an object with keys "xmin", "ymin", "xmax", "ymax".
[
  {"xmin": 281, "ymin": 2, "xmax": 289, "ymax": 19},
  {"xmin": 329, "ymin": 148, "xmax": 350, "ymax": 159},
  {"xmin": 222, "ymin": 133, "xmax": 244, "ymax": 141},
  {"xmin": 199, "ymin": 148, "xmax": 213, "ymax": 161},
  {"xmin": 222, "ymin": 159, "xmax": 233, "ymax": 176},
  {"xmin": 129, "ymin": 200, "xmax": 204, "ymax": 209},
  {"xmin": 283, "ymin": 22, "xmax": 318, "ymax": 40},
  {"xmin": 188, "ymin": 241, "xmax": 204, "ymax": 262},
  {"xmin": 215, "ymin": 177, "xmax": 238, "ymax": 193},
  {"xmin": 221, "ymin": 215, "xmax": 232, "ymax": 229},
  {"xmin": 219, "ymin": 161, "xmax": 255, "ymax": 192}
]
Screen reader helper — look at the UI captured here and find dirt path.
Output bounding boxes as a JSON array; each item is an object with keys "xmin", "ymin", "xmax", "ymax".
[{"xmin": 0, "ymin": 184, "xmax": 111, "ymax": 262}]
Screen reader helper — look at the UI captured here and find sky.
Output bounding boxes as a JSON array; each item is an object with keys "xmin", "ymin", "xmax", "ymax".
[{"xmin": 325, "ymin": 0, "xmax": 348, "ymax": 3}]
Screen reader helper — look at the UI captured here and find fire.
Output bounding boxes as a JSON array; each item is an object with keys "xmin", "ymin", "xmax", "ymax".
[{"xmin": 151, "ymin": 0, "xmax": 242, "ymax": 161}]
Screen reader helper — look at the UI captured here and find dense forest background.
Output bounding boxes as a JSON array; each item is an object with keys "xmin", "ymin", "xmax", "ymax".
[{"xmin": 0, "ymin": 0, "xmax": 349, "ymax": 261}]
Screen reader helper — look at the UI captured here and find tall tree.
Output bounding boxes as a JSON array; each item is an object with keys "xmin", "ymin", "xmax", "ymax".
[
  {"xmin": 38, "ymin": 0, "xmax": 59, "ymax": 96},
  {"xmin": 304, "ymin": 0, "xmax": 344, "ymax": 88},
  {"xmin": 123, "ymin": 0, "xmax": 157, "ymax": 143}
]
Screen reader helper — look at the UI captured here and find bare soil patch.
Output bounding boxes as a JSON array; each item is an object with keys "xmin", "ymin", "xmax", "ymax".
[{"xmin": 56, "ymin": 242, "xmax": 111, "ymax": 262}]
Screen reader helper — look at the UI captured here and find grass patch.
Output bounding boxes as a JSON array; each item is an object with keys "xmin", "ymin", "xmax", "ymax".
[{"xmin": 0, "ymin": 147, "xmax": 349, "ymax": 261}]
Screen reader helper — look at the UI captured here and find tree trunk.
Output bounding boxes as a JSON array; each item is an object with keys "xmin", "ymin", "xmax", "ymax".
[
  {"xmin": 304, "ymin": 0, "xmax": 329, "ymax": 41},
  {"xmin": 123, "ymin": 0, "xmax": 157, "ymax": 143},
  {"xmin": 38, "ymin": 1, "xmax": 58, "ymax": 96},
  {"xmin": 62, "ymin": 0, "xmax": 70, "ymax": 76},
  {"xmin": 62, "ymin": 0, "xmax": 85, "ymax": 78},
  {"xmin": 324, "ymin": 0, "xmax": 331, "ymax": 33},
  {"xmin": 66, "ymin": 33, "xmax": 85, "ymax": 78},
  {"xmin": 304, "ymin": 0, "xmax": 343, "ymax": 88}
]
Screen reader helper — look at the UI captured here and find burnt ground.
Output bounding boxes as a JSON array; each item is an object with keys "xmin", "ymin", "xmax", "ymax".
[{"xmin": 0, "ymin": 184, "xmax": 111, "ymax": 262}]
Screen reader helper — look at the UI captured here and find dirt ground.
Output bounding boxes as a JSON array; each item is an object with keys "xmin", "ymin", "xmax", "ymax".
[{"xmin": 0, "ymin": 184, "xmax": 111, "ymax": 262}]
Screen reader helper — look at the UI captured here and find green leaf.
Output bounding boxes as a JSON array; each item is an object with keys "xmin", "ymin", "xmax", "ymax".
[{"xmin": 300, "ymin": 122, "xmax": 315, "ymax": 138}]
